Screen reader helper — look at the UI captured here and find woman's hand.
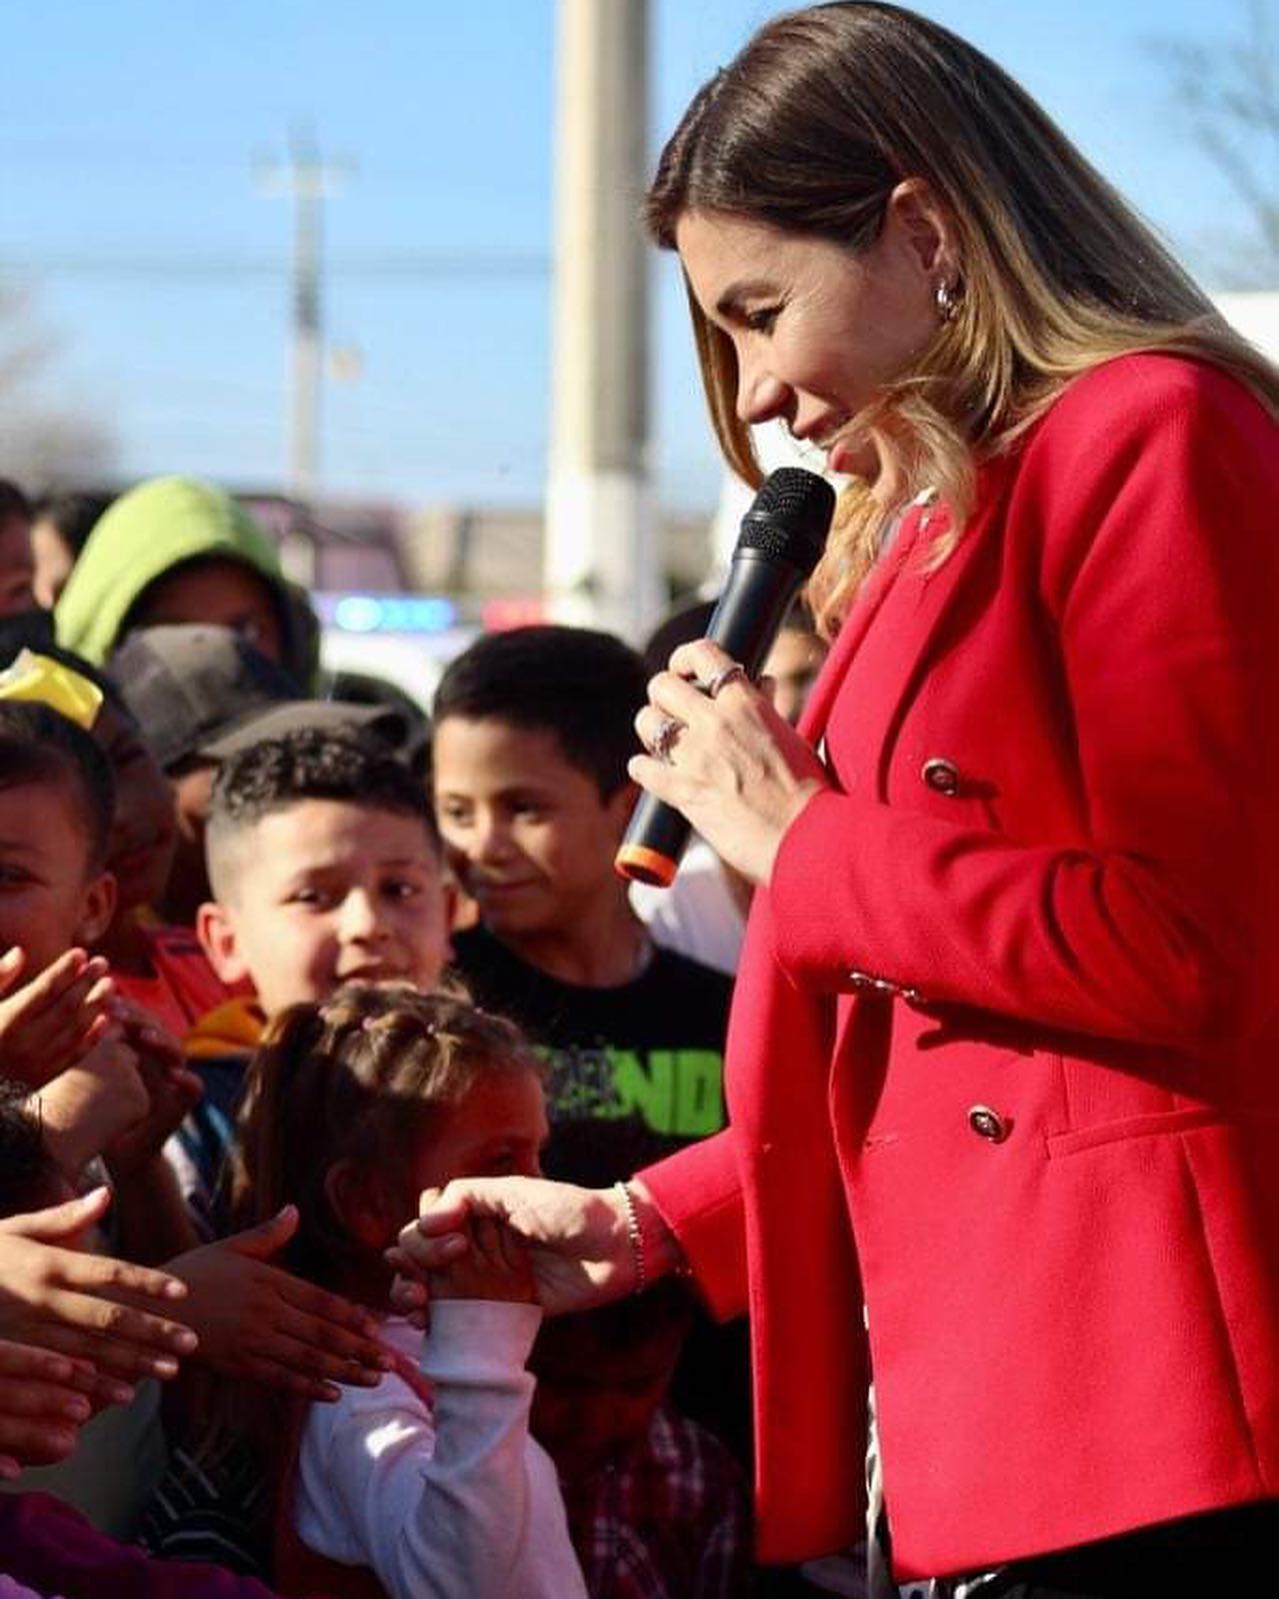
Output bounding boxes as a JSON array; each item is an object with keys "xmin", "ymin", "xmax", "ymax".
[
  {"xmin": 0, "ymin": 946, "xmax": 114, "ymax": 1088},
  {"xmin": 631, "ymin": 639, "xmax": 830, "ymax": 886},
  {"xmin": 386, "ymin": 1177, "xmax": 680, "ymax": 1320},
  {"xmin": 0, "ymin": 1337, "xmax": 100, "ymax": 1478},
  {"xmin": 0, "ymin": 1189, "xmax": 197, "ymax": 1382},
  {"xmin": 169, "ymin": 1207, "xmax": 392, "ymax": 1403}
]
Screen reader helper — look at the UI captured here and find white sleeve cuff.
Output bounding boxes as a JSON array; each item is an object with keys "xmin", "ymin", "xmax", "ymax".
[{"xmin": 422, "ymin": 1299, "xmax": 542, "ymax": 1382}]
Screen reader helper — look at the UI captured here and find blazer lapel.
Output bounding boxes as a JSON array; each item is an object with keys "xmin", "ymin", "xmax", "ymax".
[
  {"xmin": 804, "ymin": 459, "xmax": 1016, "ymax": 796},
  {"xmin": 799, "ymin": 502, "xmax": 925, "ymax": 748}
]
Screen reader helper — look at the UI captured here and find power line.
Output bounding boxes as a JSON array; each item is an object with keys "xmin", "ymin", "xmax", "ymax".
[{"xmin": 0, "ymin": 251, "xmax": 550, "ymax": 281}]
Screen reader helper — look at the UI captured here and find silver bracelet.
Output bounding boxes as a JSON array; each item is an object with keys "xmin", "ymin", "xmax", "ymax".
[{"xmin": 614, "ymin": 1180, "xmax": 646, "ymax": 1294}]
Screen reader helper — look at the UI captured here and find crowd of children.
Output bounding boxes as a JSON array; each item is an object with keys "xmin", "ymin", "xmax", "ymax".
[{"xmin": 0, "ymin": 475, "xmax": 844, "ymax": 1598}]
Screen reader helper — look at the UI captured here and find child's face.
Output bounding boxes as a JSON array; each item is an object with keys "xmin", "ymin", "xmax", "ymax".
[
  {"xmin": 199, "ymin": 798, "xmax": 449, "ymax": 1017},
  {"xmin": 94, "ymin": 703, "xmax": 178, "ymax": 916},
  {"xmin": 0, "ymin": 513, "xmax": 35, "ymax": 617},
  {"xmin": 432, "ymin": 717, "xmax": 634, "ymax": 943},
  {"xmin": 411, "ymin": 1065, "xmax": 548, "ymax": 1192},
  {"xmin": 763, "ymin": 624, "xmax": 828, "ymax": 726},
  {"xmin": 0, "ymin": 781, "xmax": 115, "ymax": 973},
  {"xmin": 132, "ymin": 557, "xmax": 285, "ymax": 665}
]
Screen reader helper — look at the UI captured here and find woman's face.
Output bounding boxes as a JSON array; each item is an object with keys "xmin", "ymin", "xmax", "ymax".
[{"xmin": 675, "ymin": 194, "xmax": 945, "ymax": 476}]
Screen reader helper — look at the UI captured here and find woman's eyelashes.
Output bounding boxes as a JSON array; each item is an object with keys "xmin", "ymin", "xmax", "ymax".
[{"xmin": 744, "ymin": 305, "xmax": 782, "ymax": 334}]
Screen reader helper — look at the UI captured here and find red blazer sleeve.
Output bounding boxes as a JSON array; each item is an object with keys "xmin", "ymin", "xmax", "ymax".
[
  {"xmin": 637, "ymin": 1126, "xmax": 747, "ymax": 1322},
  {"xmin": 770, "ymin": 361, "xmax": 1279, "ymax": 1047}
]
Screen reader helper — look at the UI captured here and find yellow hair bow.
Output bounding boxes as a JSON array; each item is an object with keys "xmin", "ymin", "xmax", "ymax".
[{"xmin": 0, "ymin": 649, "xmax": 103, "ymax": 730}]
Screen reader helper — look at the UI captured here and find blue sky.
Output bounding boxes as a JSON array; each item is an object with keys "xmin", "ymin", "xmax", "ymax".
[{"xmin": 0, "ymin": 0, "xmax": 1266, "ymax": 511}]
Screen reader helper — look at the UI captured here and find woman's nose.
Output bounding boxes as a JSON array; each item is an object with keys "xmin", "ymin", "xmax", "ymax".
[
  {"xmin": 735, "ymin": 367, "xmax": 783, "ymax": 428},
  {"xmin": 736, "ymin": 357, "xmax": 790, "ymax": 427}
]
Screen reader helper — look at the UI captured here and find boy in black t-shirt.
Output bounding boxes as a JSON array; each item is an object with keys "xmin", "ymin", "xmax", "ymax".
[
  {"xmin": 432, "ymin": 625, "xmax": 733, "ymax": 1176},
  {"xmin": 432, "ymin": 625, "xmax": 751, "ymax": 1598}
]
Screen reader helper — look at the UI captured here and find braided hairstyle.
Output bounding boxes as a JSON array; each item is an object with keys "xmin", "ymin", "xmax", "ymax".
[{"xmin": 233, "ymin": 980, "xmax": 541, "ymax": 1297}]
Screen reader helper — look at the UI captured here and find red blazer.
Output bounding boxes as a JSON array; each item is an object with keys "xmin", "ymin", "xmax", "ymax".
[{"xmin": 641, "ymin": 354, "xmax": 1279, "ymax": 1579}]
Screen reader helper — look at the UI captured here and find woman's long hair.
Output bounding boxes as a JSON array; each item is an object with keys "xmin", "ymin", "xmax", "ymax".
[{"xmin": 647, "ymin": 1, "xmax": 1279, "ymax": 634}]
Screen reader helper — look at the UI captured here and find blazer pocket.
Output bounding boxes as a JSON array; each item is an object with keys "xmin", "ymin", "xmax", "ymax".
[{"xmin": 1047, "ymin": 1105, "xmax": 1227, "ymax": 1159}]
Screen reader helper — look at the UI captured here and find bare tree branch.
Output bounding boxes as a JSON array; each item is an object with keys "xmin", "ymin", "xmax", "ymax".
[
  {"xmin": 0, "ymin": 278, "xmax": 117, "ymax": 490},
  {"xmin": 1150, "ymin": 0, "xmax": 1279, "ymax": 284}
]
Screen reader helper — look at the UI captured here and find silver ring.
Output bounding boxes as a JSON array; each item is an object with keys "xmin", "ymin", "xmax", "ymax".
[
  {"xmin": 650, "ymin": 716, "xmax": 684, "ymax": 764},
  {"xmin": 703, "ymin": 662, "xmax": 748, "ymax": 700}
]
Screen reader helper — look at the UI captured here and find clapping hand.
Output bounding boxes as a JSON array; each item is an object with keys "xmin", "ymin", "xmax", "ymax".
[
  {"xmin": 0, "ymin": 946, "xmax": 114, "ymax": 1088},
  {"xmin": 102, "ymin": 1000, "xmax": 203, "ymax": 1179},
  {"xmin": 35, "ymin": 1025, "xmax": 151, "ymax": 1177}
]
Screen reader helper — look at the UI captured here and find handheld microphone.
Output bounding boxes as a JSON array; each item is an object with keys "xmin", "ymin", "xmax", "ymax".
[{"xmin": 616, "ymin": 466, "xmax": 835, "ymax": 888}]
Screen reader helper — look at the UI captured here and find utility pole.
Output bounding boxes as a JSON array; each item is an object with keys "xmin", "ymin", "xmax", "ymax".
[
  {"xmin": 545, "ymin": 0, "xmax": 659, "ymax": 642},
  {"xmin": 259, "ymin": 130, "xmax": 348, "ymax": 509}
]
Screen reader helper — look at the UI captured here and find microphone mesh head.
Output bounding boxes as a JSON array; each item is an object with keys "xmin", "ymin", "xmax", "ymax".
[{"xmin": 736, "ymin": 468, "xmax": 835, "ymax": 576}]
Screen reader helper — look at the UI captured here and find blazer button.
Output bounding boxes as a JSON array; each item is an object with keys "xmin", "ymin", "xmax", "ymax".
[
  {"xmin": 967, "ymin": 1105, "xmax": 1010, "ymax": 1143},
  {"xmin": 922, "ymin": 757, "xmax": 961, "ymax": 796}
]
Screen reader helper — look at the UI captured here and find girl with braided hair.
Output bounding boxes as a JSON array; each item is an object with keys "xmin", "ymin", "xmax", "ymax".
[{"xmin": 231, "ymin": 982, "xmax": 585, "ymax": 1599}]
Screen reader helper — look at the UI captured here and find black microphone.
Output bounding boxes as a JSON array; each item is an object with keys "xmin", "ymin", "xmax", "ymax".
[{"xmin": 616, "ymin": 466, "xmax": 835, "ymax": 888}]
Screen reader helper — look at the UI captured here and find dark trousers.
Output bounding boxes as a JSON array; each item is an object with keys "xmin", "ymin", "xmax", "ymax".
[{"xmin": 972, "ymin": 1499, "xmax": 1279, "ymax": 1598}]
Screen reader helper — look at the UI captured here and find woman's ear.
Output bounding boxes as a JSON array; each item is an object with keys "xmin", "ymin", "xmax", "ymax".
[
  {"xmin": 324, "ymin": 1158, "xmax": 398, "ymax": 1249},
  {"xmin": 884, "ymin": 177, "xmax": 957, "ymax": 282}
]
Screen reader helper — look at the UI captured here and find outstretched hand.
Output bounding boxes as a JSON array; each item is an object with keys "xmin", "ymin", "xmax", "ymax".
[
  {"xmin": 0, "ymin": 1337, "xmax": 99, "ymax": 1479},
  {"xmin": 170, "ymin": 1206, "xmax": 392, "ymax": 1403},
  {"xmin": 0, "ymin": 1188, "xmax": 197, "ymax": 1383}
]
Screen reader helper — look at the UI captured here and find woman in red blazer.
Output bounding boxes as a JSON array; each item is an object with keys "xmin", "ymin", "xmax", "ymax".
[{"xmin": 397, "ymin": 5, "xmax": 1279, "ymax": 1591}]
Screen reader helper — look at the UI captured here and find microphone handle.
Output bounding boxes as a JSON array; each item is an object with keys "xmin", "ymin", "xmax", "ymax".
[
  {"xmin": 702, "ymin": 548, "xmax": 811, "ymax": 676},
  {"xmin": 616, "ymin": 552, "xmax": 810, "ymax": 888}
]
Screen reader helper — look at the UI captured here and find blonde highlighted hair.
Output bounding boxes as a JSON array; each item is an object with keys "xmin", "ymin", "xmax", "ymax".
[{"xmin": 647, "ymin": 1, "xmax": 1279, "ymax": 635}]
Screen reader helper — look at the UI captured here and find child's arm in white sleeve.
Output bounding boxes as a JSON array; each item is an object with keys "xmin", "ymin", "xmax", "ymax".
[{"xmin": 295, "ymin": 1302, "xmax": 587, "ymax": 1599}]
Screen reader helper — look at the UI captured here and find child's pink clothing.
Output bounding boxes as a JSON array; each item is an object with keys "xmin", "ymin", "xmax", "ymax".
[
  {"xmin": 0, "ymin": 1492, "xmax": 303, "ymax": 1599},
  {"xmin": 0, "ymin": 1577, "xmax": 62, "ymax": 1599}
]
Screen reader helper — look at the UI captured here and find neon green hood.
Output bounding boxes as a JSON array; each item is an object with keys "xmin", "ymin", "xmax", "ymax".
[{"xmin": 54, "ymin": 476, "xmax": 287, "ymax": 667}]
